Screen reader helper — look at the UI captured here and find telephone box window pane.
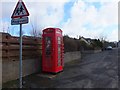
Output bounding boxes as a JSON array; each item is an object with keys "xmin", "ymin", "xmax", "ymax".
[
  {"xmin": 58, "ymin": 48, "xmax": 61, "ymax": 52},
  {"xmin": 58, "ymin": 45, "xmax": 61, "ymax": 51},
  {"xmin": 58, "ymin": 37, "xmax": 61, "ymax": 44},
  {"xmin": 58, "ymin": 51, "xmax": 61, "ymax": 55},
  {"xmin": 58, "ymin": 55, "xmax": 61, "ymax": 59},
  {"xmin": 58, "ymin": 59, "xmax": 61, "ymax": 66},
  {"xmin": 58, "ymin": 41, "xmax": 61, "ymax": 44},
  {"xmin": 58, "ymin": 44, "xmax": 61, "ymax": 47},
  {"xmin": 45, "ymin": 37, "xmax": 51, "ymax": 55},
  {"xmin": 58, "ymin": 37, "xmax": 61, "ymax": 41}
]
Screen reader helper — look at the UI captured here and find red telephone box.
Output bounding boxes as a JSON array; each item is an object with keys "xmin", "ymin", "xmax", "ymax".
[{"xmin": 42, "ymin": 28, "xmax": 64, "ymax": 73}]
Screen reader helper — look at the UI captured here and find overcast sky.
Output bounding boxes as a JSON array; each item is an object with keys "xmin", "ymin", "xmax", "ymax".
[{"xmin": 0, "ymin": 0, "xmax": 119, "ymax": 42}]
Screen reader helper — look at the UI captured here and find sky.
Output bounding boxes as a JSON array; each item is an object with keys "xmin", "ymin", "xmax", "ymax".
[{"xmin": 0, "ymin": 0, "xmax": 119, "ymax": 42}]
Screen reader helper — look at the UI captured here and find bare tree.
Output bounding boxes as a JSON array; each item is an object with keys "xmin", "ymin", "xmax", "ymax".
[
  {"xmin": 30, "ymin": 21, "xmax": 42, "ymax": 37},
  {"xmin": 30, "ymin": 21, "xmax": 37, "ymax": 37},
  {"xmin": 2, "ymin": 23, "xmax": 5, "ymax": 33},
  {"xmin": 99, "ymin": 34, "xmax": 108, "ymax": 49},
  {"xmin": 6, "ymin": 26, "xmax": 10, "ymax": 34},
  {"xmin": 2, "ymin": 22, "xmax": 10, "ymax": 34},
  {"xmin": 99, "ymin": 34, "xmax": 107, "ymax": 42}
]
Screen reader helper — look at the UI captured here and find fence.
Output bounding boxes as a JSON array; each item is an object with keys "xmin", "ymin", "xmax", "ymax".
[
  {"xmin": 1, "ymin": 33, "xmax": 42, "ymax": 61},
  {"xmin": 1, "ymin": 33, "xmax": 82, "ymax": 83}
]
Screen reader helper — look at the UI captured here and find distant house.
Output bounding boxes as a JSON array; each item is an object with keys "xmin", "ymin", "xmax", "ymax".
[
  {"xmin": 85, "ymin": 38, "xmax": 94, "ymax": 45},
  {"xmin": 79, "ymin": 37, "xmax": 92, "ymax": 45}
]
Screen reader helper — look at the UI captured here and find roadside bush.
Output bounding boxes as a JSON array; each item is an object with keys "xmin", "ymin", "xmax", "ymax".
[
  {"xmin": 63, "ymin": 35, "xmax": 78, "ymax": 52},
  {"xmin": 91, "ymin": 39, "xmax": 103, "ymax": 49},
  {"xmin": 63, "ymin": 35, "xmax": 94, "ymax": 52},
  {"xmin": 79, "ymin": 40, "xmax": 94, "ymax": 51}
]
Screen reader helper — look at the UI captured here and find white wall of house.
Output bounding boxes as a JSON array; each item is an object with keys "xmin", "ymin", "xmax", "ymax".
[{"xmin": 80, "ymin": 38, "xmax": 90, "ymax": 45}]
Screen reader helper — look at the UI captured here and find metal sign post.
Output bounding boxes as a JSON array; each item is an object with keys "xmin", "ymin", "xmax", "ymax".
[
  {"xmin": 19, "ymin": 24, "xmax": 22, "ymax": 88},
  {"xmin": 11, "ymin": 0, "xmax": 29, "ymax": 88}
]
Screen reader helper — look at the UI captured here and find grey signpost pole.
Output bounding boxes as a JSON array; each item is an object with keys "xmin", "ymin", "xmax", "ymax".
[
  {"xmin": 19, "ymin": 23, "xmax": 22, "ymax": 88},
  {"xmin": 11, "ymin": 0, "xmax": 29, "ymax": 88}
]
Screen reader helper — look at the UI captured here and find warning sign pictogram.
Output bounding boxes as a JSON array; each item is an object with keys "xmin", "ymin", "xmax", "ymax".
[{"xmin": 11, "ymin": 0, "xmax": 29, "ymax": 18}]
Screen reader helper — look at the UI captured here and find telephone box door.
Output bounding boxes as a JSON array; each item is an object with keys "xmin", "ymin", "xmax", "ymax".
[
  {"xmin": 42, "ymin": 35, "xmax": 54, "ymax": 71},
  {"xmin": 57, "ymin": 36, "xmax": 63, "ymax": 68}
]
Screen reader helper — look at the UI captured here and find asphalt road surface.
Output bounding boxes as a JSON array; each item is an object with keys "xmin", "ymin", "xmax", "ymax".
[
  {"xmin": 52, "ymin": 48, "xmax": 118, "ymax": 88},
  {"xmin": 4, "ymin": 48, "xmax": 119, "ymax": 88}
]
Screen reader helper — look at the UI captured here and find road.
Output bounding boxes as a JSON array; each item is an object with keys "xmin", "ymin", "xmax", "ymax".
[
  {"xmin": 3, "ymin": 48, "xmax": 119, "ymax": 88},
  {"xmin": 21, "ymin": 48, "xmax": 118, "ymax": 88},
  {"xmin": 51, "ymin": 48, "xmax": 118, "ymax": 88}
]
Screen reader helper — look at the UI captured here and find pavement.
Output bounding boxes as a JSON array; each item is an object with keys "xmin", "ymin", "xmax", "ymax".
[{"xmin": 3, "ymin": 48, "xmax": 119, "ymax": 88}]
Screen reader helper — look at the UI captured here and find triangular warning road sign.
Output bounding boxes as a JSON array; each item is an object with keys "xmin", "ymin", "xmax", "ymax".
[{"xmin": 11, "ymin": 0, "xmax": 29, "ymax": 18}]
